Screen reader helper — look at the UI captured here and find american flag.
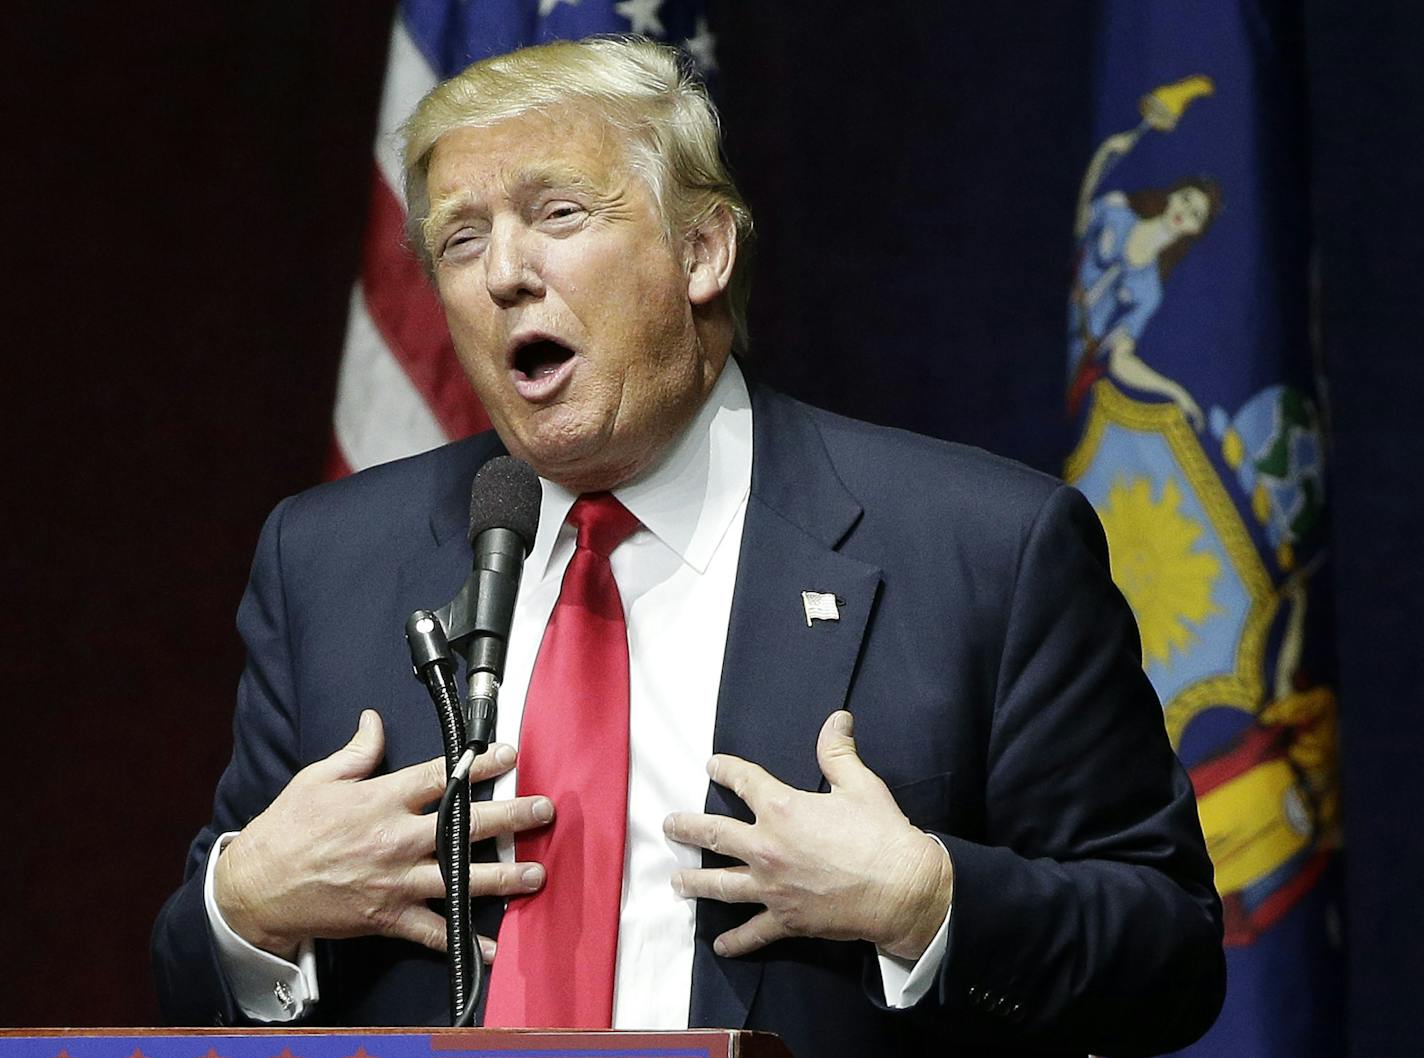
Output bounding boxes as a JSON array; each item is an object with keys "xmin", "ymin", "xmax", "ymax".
[{"xmin": 329, "ymin": 0, "xmax": 715, "ymax": 478}]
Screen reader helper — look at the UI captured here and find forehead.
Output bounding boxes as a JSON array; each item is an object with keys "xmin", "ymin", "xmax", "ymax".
[{"xmin": 425, "ymin": 107, "xmax": 631, "ymax": 204}]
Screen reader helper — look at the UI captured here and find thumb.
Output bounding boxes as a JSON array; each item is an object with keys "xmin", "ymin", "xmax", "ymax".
[
  {"xmin": 323, "ymin": 709, "xmax": 385, "ymax": 780},
  {"xmin": 816, "ymin": 710, "xmax": 864, "ymax": 789}
]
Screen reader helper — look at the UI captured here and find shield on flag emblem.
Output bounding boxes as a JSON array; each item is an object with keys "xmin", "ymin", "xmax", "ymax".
[{"xmin": 1066, "ymin": 382, "xmax": 1278, "ymax": 746}]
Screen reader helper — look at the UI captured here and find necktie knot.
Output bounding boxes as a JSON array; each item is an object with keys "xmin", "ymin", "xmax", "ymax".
[{"xmin": 569, "ymin": 493, "xmax": 640, "ymax": 558}]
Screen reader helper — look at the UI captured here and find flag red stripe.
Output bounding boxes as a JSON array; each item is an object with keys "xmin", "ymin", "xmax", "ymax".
[
  {"xmin": 325, "ymin": 437, "xmax": 354, "ymax": 480},
  {"xmin": 360, "ymin": 165, "xmax": 491, "ymax": 442}
]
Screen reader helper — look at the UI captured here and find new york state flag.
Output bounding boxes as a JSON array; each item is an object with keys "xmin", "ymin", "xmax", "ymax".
[{"xmin": 1064, "ymin": 3, "xmax": 1343, "ymax": 1055}]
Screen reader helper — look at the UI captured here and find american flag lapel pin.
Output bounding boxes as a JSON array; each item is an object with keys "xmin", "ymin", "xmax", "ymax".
[{"xmin": 801, "ymin": 590, "xmax": 840, "ymax": 626}]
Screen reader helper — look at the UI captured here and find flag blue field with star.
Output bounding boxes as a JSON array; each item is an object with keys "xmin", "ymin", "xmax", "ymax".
[
  {"xmin": 400, "ymin": 0, "xmax": 714, "ymax": 79},
  {"xmin": 1064, "ymin": 1, "xmax": 1344, "ymax": 1054}
]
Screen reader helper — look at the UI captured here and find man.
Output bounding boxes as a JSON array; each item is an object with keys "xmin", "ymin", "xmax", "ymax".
[{"xmin": 152, "ymin": 38, "xmax": 1225, "ymax": 1057}]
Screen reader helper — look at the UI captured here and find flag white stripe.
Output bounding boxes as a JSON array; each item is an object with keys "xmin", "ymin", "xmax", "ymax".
[
  {"xmin": 332, "ymin": 15, "xmax": 448, "ymax": 476},
  {"xmin": 333, "ymin": 282, "xmax": 449, "ymax": 471},
  {"xmin": 373, "ymin": 17, "xmax": 438, "ymax": 209}
]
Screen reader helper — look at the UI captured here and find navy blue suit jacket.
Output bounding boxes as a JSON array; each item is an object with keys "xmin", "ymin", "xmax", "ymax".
[{"xmin": 153, "ymin": 381, "xmax": 1224, "ymax": 1057}]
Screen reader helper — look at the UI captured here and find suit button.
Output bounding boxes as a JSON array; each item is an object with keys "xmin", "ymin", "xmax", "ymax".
[
  {"xmin": 1009, "ymin": 1001, "xmax": 1025, "ymax": 1022},
  {"xmin": 967, "ymin": 985, "xmax": 982, "ymax": 1006},
  {"xmin": 991, "ymin": 995, "xmax": 1011, "ymax": 1015}
]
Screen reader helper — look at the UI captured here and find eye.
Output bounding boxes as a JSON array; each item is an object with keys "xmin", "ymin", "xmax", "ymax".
[
  {"xmin": 440, "ymin": 227, "xmax": 486, "ymax": 261},
  {"xmin": 540, "ymin": 201, "xmax": 586, "ymax": 228}
]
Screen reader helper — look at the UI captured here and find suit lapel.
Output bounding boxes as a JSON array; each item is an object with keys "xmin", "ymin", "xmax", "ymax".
[
  {"xmin": 690, "ymin": 384, "xmax": 883, "ymax": 1029},
  {"xmin": 389, "ymin": 433, "xmax": 508, "ymax": 811},
  {"xmin": 387, "ymin": 521, "xmax": 471, "ymax": 755}
]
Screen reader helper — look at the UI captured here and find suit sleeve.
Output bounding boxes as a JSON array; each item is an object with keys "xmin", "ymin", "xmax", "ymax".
[
  {"xmin": 900, "ymin": 484, "xmax": 1225, "ymax": 1055},
  {"xmin": 150, "ymin": 497, "xmax": 310, "ymax": 1026}
]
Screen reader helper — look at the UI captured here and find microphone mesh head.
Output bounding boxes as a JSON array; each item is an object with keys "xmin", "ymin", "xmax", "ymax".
[{"xmin": 468, "ymin": 456, "xmax": 542, "ymax": 553}]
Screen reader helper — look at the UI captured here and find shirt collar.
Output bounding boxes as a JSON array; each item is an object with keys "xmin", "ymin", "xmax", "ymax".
[{"xmin": 523, "ymin": 358, "xmax": 753, "ymax": 583}]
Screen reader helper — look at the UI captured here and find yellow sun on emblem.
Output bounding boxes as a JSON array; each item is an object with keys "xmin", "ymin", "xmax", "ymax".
[{"xmin": 1098, "ymin": 475, "xmax": 1221, "ymax": 667}]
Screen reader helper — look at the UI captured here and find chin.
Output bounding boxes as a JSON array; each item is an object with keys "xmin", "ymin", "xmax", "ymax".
[
  {"xmin": 536, "ymin": 457, "xmax": 643, "ymax": 493},
  {"xmin": 510, "ymin": 428, "xmax": 630, "ymax": 492}
]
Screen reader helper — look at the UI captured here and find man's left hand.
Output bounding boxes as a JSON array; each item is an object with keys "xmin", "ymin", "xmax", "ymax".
[{"xmin": 664, "ymin": 710, "xmax": 954, "ymax": 961}]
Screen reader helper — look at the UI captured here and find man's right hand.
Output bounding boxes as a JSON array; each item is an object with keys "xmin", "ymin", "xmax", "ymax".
[{"xmin": 213, "ymin": 709, "xmax": 552, "ymax": 960}]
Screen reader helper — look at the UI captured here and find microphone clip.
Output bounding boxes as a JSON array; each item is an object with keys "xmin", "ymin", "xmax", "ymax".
[{"xmin": 404, "ymin": 608, "xmax": 497, "ymax": 753}]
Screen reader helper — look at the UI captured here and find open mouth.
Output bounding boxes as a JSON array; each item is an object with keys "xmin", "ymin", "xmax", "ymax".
[
  {"xmin": 512, "ymin": 338, "xmax": 576, "ymax": 382},
  {"xmin": 508, "ymin": 335, "xmax": 579, "ymax": 400}
]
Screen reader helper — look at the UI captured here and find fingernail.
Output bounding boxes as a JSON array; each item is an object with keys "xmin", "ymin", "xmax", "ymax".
[
  {"xmin": 663, "ymin": 814, "xmax": 677, "ymax": 836},
  {"xmin": 533, "ymin": 797, "xmax": 554, "ymax": 823},
  {"xmin": 495, "ymin": 744, "xmax": 516, "ymax": 767},
  {"xmin": 671, "ymin": 872, "xmax": 686, "ymax": 897},
  {"xmin": 834, "ymin": 711, "xmax": 853, "ymax": 736},
  {"xmin": 713, "ymin": 938, "xmax": 729, "ymax": 957},
  {"xmin": 520, "ymin": 865, "xmax": 543, "ymax": 888},
  {"xmin": 480, "ymin": 938, "xmax": 497, "ymax": 963}
]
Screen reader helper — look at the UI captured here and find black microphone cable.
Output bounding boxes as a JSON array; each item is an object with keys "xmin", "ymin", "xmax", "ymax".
[{"xmin": 406, "ymin": 610, "xmax": 481, "ymax": 1026}]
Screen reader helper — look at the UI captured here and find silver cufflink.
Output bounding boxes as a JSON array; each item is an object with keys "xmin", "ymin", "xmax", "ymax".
[{"xmin": 273, "ymin": 979, "xmax": 295, "ymax": 1013}]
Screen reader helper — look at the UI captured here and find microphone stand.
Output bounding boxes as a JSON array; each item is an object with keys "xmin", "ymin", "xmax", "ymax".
[
  {"xmin": 406, "ymin": 611, "xmax": 482, "ymax": 1027},
  {"xmin": 406, "ymin": 523, "xmax": 528, "ymax": 1026}
]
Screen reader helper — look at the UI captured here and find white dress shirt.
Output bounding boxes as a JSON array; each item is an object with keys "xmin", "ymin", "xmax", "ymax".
[{"xmin": 205, "ymin": 359, "xmax": 949, "ymax": 1022}]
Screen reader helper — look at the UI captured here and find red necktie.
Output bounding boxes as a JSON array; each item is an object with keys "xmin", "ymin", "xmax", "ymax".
[{"xmin": 484, "ymin": 493, "xmax": 640, "ymax": 1028}]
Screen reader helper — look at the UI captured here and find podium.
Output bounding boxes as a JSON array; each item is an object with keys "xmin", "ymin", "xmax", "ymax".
[{"xmin": 0, "ymin": 1030, "xmax": 792, "ymax": 1058}]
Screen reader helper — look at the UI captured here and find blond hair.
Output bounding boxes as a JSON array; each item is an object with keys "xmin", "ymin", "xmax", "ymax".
[{"xmin": 402, "ymin": 36, "xmax": 754, "ymax": 350}]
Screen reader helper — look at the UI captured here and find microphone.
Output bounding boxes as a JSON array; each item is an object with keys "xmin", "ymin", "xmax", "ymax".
[
  {"xmin": 402, "ymin": 456, "xmax": 539, "ymax": 1026},
  {"xmin": 436, "ymin": 455, "xmax": 542, "ymax": 749}
]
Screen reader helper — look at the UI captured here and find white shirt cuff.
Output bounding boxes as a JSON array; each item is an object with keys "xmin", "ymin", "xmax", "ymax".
[
  {"xmin": 203, "ymin": 831, "xmax": 320, "ymax": 1022},
  {"xmin": 874, "ymin": 836, "xmax": 953, "ymax": 1009}
]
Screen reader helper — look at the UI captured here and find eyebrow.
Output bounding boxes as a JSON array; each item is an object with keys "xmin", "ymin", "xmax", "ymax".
[
  {"xmin": 514, "ymin": 162, "xmax": 611, "ymax": 200},
  {"xmin": 423, "ymin": 191, "xmax": 482, "ymax": 249}
]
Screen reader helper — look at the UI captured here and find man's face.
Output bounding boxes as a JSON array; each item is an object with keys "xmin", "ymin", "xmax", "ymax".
[{"xmin": 424, "ymin": 107, "xmax": 728, "ymax": 492}]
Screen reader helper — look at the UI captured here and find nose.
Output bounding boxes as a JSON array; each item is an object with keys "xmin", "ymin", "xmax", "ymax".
[{"xmin": 484, "ymin": 218, "xmax": 545, "ymax": 305}]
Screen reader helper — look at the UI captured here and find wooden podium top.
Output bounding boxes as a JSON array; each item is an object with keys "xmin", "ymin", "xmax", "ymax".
[{"xmin": 0, "ymin": 1029, "xmax": 792, "ymax": 1058}]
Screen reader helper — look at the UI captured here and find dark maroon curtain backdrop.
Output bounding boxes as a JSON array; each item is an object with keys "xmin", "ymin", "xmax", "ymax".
[{"xmin": 3, "ymin": 4, "xmax": 1420, "ymax": 1055}]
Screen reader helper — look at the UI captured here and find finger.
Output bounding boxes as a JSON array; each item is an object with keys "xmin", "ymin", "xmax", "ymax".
[
  {"xmin": 392, "ymin": 810, "xmax": 444, "ymax": 857},
  {"xmin": 468, "ymin": 742, "xmax": 519, "ymax": 783},
  {"xmin": 671, "ymin": 865, "xmax": 759, "ymax": 904},
  {"xmin": 664, "ymin": 810, "xmax": 755, "ymax": 859},
  {"xmin": 469, "ymin": 860, "xmax": 546, "ymax": 898},
  {"xmin": 713, "ymin": 909, "xmax": 790, "ymax": 958},
  {"xmin": 389, "ymin": 743, "xmax": 519, "ymax": 808},
  {"xmin": 390, "ymin": 755, "xmax": 456, "ymax": 808},
  {"xmin": 815, "ymin": 711, "xmax": 866, "ymax": 790},
  {"xmin": 479, "ymin": 935, "xmax": 497, "ymax": 964},
  {"xmin": 409, "ymin": 856, "xmax": 545, "ymax": 901},
  {"xmin": 470, "ymin": 794, "xmax": 554, "ymax": 842},
  {"xmin": 308, "ymin": 710, "xmax": 385, "ymax": 782},
  {"xmin": 405, "ymin": 861, "xmax": 449, "ymax": 901},
  {"xmin": 384, "ymin": 904, "xmax": 448, "ymax": 953},
  {"xmin": 398, "ymin": 793, "xmax": 553, "ymax": 858},
  {"xmin": 706, "ymin": 753, "xmax": 781, "ymax": 807}
]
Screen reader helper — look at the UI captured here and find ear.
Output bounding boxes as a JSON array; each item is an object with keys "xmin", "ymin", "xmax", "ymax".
[{"xmin": 685, "ymin": 208, "xmax": 737, "ymax": 306}]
